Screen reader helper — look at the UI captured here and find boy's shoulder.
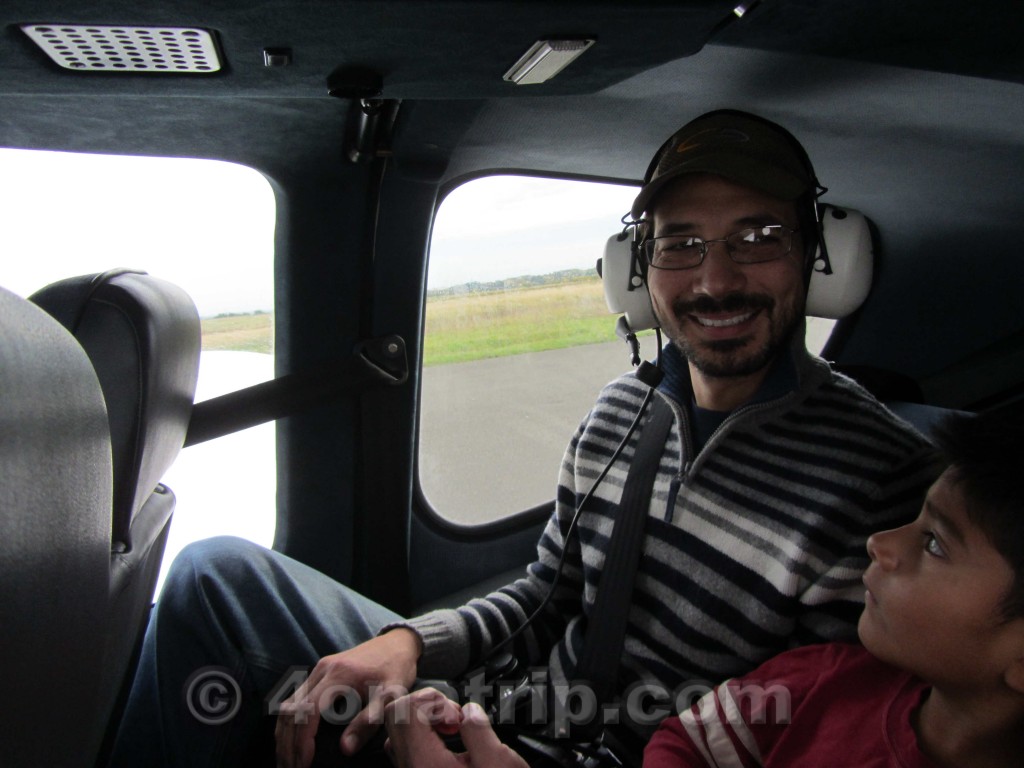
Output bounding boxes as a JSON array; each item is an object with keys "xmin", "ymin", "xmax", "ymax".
[
  {"xmin": 737, "ymin": 642, "xmax": 896, "ymax": 690},
  {"xmin": 720, "ymin": 643, "xmax": 921, "ymax": 739}
]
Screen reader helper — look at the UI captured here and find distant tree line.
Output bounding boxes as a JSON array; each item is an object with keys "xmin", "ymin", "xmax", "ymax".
[
  {"xmin": 427, "ymin": 268, "xmax": 596, "ymax": 299},
  {"xmin": 213, "ymin": 309, "xmax": 271, "ymax": 318}
]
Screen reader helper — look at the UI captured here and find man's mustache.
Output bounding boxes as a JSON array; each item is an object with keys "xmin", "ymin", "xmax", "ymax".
[{"xmin": 671, "ymin": 293, "xmax": 774, "ymax": 317}]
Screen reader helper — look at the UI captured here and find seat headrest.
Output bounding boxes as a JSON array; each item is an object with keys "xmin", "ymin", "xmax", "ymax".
[
  {"xmin": 30, "ymin": 271, "xmax": 201, "ymax": 548},
  {"xmin": 600, "ymin": 204, "xmax": 874, "ymax": 331}
]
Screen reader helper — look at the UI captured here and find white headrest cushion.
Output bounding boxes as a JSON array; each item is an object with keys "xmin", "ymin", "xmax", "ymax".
[{"xmin": 600, "ymin": 204, "xmax": 874, "ymax": 330}]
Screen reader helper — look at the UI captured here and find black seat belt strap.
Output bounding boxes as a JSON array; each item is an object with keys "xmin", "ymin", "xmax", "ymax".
[{"xmin": 574, "ymin": 394, "xmax": 674, "ymax": 729}]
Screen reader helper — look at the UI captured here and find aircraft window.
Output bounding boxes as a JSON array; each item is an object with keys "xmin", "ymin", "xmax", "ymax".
[
  {"xmin": 0, "ymin": 148, "xmax": 276, "ymax": 592},
  {"xmin": 420, "ymin": 175, "xmax": 835, "ymax": 525}
]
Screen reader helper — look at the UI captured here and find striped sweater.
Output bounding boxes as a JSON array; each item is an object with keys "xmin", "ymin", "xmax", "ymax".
[{"xmin": 407, "ymin": 335, "xmax": 937, "ymax": 712}]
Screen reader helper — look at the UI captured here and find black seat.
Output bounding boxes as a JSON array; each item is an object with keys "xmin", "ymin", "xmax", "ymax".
[
  {"xmin": 0, "ymin": 285, "xmax": 112, "ymax": 765},
  {"xmin": 30, "ymin": 269, "xmax": 201, "ymax": 751}
]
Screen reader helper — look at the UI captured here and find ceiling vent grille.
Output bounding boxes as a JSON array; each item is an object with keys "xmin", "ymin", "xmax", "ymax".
[{"xmin": 21, "ymin": 24, "xmax": 222, "ymax": 73}]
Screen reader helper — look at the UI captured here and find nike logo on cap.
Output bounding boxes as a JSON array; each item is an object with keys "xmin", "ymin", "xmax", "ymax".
[{"xmin": 675, "ymin": 128, "xmax": 750, "ymax": 154}]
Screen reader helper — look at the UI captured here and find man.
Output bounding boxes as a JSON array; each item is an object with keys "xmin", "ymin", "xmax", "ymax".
[{"xmin": 109, "ymin": 110, "xmax": 937, "ymax": 768}]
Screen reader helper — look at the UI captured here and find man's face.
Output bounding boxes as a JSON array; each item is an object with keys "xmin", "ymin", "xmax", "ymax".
[
  {"xmin": 859, "ymin": 470, "xmax": 1022, "ymax": 689},
  {"xmin": 646, "ymin": 174, "xmax": 806, "ymax": 380}
]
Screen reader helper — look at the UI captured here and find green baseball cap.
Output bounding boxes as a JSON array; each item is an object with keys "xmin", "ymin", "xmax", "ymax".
[{"xmin": 630, "ymin": 110, "xmax": 817, "ymax": 219}]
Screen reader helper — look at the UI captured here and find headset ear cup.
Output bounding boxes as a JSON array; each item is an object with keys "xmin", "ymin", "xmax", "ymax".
[
  {"xmin": 630, "ymin": 238, "xmax": 646, "ymax": 281},
  {"xmin": 809, "ymin": 200, "xmax": 822, "ymax": 265},
  {"xmin": 633, "ymin": 220, "xmax": 651, "ymax": 279},
  {"xmin": 602, "ymin": 232, "xmax": 659, "ymax": 332},
  {"xmin": 799, "ymin": 197, "xmax": 825, "ymax": 285},
  {"xmin": 811, "ymin": 201, "xmax": 832, "ymax": 276}
]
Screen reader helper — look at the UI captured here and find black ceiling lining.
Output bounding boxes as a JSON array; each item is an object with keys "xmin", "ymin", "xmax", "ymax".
[
  {"xmin": 0, "ymin": 93, "xmax": 354, "ymax": 179},
  {"xmin": 3, "ymin": 0, "xmax": 1022, "ymax": 175},
  {"xmin": 438, "ymin": 42, "xmax": 1024, "ymax": 192},
  {"xmin": 2, "ymin": 1, "xmax": 1020, "ymax": 114},
  {"xmin": 0, "ymin": 1, "xmax": 737, "ymax": 101},
  {"xmin": 717, "ymin": 0, "xmax": 1024, "ymax": 85}
]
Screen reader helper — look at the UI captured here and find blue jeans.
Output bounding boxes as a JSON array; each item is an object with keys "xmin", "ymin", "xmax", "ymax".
[{"xmin": 107, "ymin": 536, "xmax": 403, "ymax": 767}]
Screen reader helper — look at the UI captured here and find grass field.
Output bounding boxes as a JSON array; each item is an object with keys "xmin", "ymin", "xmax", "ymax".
[
  {"xmin": 201, "ymin": 311, "xmax": 273, "ymax": 353},
  {"xmin": 199, "ymin": 277, "xmax": 619, "ymax": 364},
  {"xmin": 423, "ymin": 277, "xmax": 616, "ymax": 365}
]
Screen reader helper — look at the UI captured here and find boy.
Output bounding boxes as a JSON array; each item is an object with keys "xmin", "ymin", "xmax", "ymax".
[{"xmin": 643, "ymin": 407, "xmax": 1024, "ymax": 768}]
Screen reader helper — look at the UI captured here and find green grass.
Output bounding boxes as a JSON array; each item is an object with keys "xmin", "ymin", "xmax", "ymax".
[
  {"xmin": 199, "ymin": 277, "xmax": 621, "ymax": 364},
  {"xmin": 201, "ymin": 312, "xmax": 273, "ymax": 353},
  {"xmin": 423, "ymin": 277, "xmax": 616, "ymax": 365}
]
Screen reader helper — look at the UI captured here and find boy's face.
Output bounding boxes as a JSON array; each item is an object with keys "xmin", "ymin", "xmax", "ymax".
[{"xmin": 858, "ymin": 468, "xmax": 1022, "ymax": 688}]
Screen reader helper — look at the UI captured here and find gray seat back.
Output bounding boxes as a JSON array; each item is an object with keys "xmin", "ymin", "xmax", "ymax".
[
  {"xmin": 0, "ymin": 285, "xmax": 111, "ymax": 765},
  {"xmin": 30, "ymin": 269, "xmax": 201, "ymax": 754}
]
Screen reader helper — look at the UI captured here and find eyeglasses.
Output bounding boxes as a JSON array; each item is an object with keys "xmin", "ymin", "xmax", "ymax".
[{"xmin": 641, "ymin": 225, "xmax": 798, "ymax": 270}]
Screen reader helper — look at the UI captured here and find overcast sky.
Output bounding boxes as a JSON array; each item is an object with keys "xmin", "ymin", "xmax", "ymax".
[
  {"xmin": 430, "ymin": 175, "xmax": 636, "ymax": 290},
  {"xmin": 0, "ymin": 148, "xmax": 275, "ymax": 317},
  {"xmin": 0, "ymin": 149, "xmax": 636, "ymax": 315}
]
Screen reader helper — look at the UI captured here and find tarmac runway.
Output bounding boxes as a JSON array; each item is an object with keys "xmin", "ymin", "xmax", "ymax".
[{"xmin": 419, "ymin": 337, "xmax": 658, "ymax": 525}]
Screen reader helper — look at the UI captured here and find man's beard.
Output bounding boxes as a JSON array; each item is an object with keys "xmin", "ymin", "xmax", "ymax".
[{"xmin": 667, "ymin": 292, "xmax": 800, "ymax": 379}]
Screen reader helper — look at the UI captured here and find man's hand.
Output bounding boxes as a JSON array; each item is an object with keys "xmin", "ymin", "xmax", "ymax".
[
  {"xmin": 275, "ymin": 628, "xmax": 421, "ymax": 768},
  {"xmin": 384, "ymin": 688, "xmax": 528, "ymax": 768}
]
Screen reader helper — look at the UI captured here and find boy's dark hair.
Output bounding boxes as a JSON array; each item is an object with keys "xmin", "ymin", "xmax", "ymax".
[{"xmin": 933, "ymin": 405, "xmax": 1024, "ymax": 620}]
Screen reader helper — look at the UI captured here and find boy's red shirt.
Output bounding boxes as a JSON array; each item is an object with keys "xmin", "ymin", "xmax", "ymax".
[{"xmin": 643, "ymin": 643, "xmax": 938, "ymax": 768}]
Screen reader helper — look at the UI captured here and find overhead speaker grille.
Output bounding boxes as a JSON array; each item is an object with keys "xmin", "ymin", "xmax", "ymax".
[{"xmin": 21, "ymin": 24, "xmax": 222, "ymax": 73}]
